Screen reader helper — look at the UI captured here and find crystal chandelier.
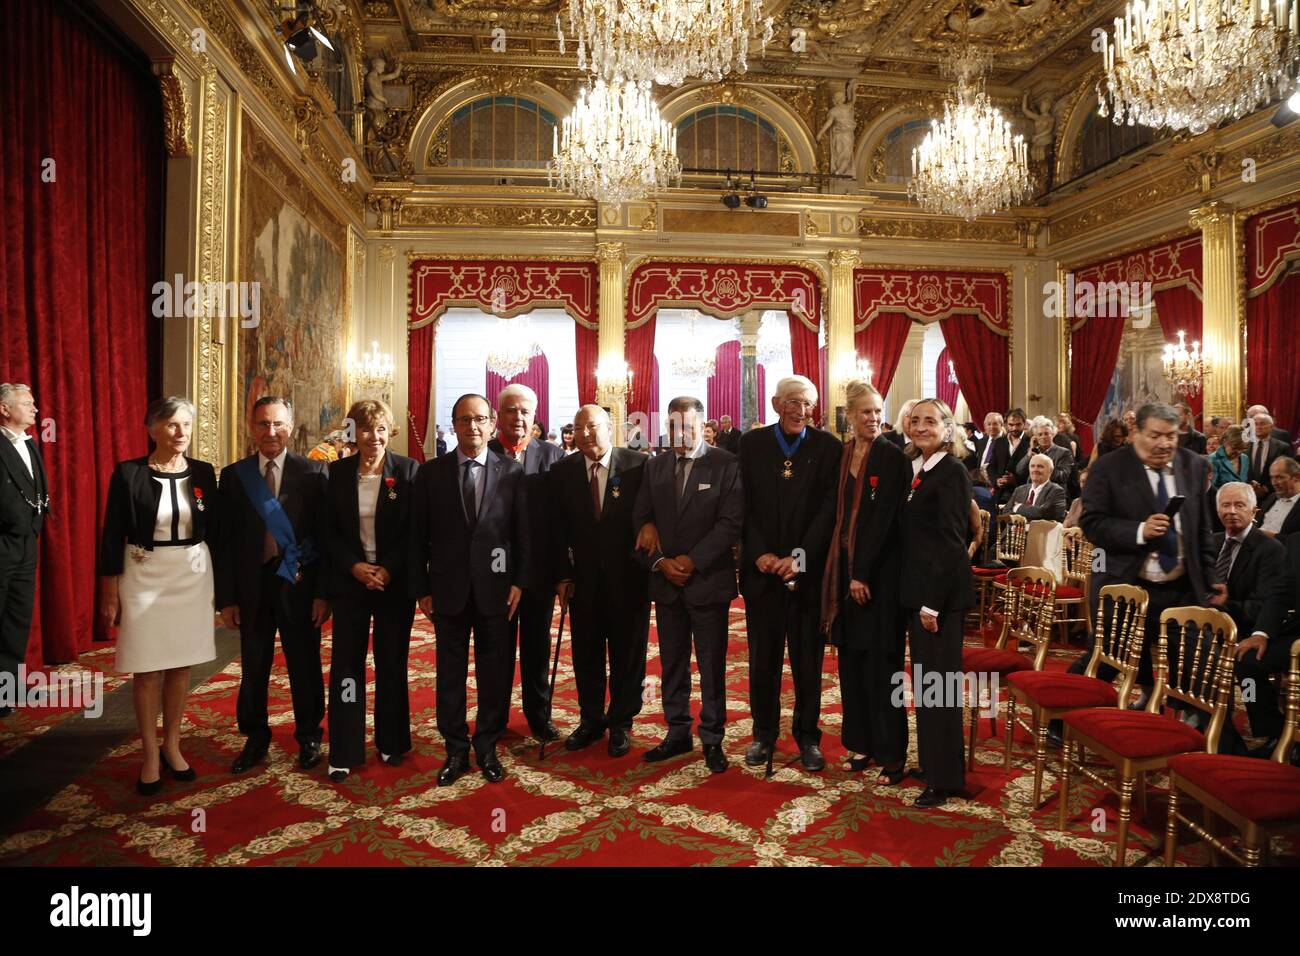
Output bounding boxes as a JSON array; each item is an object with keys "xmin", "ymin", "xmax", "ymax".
[
  {"xmin": 558, "ymin": 0, "xmax": 774, "ymax": 87},
  {"xmin": 486, "ymin": 318, "xmax": 539, "ymax": 379},
  {"xmin": 672, "ymin": 311, "xmax": 718, "ymax": 379},
  {"xmin": 347, "ymin": 340, "xmax": 394, "ymax": 393},
  {"xmin": 910, "ymin": 53, "xmax": 1030, "ymax": 221},
  {"xmin": 756, "ymin": 312, "xmax": 788, "ymax": 368},
  {"xmin": 549, "ymin": 79, "xmax": 682, "ymax": 205},
  {"xmin": 1097, "ymin": 0, "xmax": 1300, "ymax": 135},
  {"xmin": 1162, "ymin": 330, "xmax": 1211, "ymax": 397}
]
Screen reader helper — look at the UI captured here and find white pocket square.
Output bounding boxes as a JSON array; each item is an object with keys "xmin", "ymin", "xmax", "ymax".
[{"xmin": 698, "ymin": 483, "xmax": 711, "ymax": 490}]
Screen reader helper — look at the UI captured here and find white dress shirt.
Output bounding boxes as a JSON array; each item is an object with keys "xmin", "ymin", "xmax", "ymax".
[
  {"xmin": 586, "ymin": 447, "xmax": 613, "ymax": 505},
  {"xmin": 1137, "ymin": 463, "xmax": 1185, "ymax": 582},
  {"xmin": 357, "ymin": 474, "xmax": 381, "ymax": 562},
  {"xmin": 257, "ymin": 448, "xmax": 288, "ymax": 498},
  {"xmin": 2, "ymin": 425, "xmax": 33, "ymax": 479},
  {"xmin": 456, "ymin": 447, "xmax": 489, "ymax": 515},
  {"xmin": 1261, "ymin": 493, "xmax": 1297, "ymax": 534}
]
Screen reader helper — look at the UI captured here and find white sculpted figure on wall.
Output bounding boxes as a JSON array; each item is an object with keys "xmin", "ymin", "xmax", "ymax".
[
  {"xmin": 817, "ymin": 79, "xmax": 858, "ymax": 181},
  {"xmin": 1020, "ymin": 92, "xmax": 1056, "ymax": 163},
  {"xmin": 365, "ymin": 57, "xmax": 402, "ymax": 129}
]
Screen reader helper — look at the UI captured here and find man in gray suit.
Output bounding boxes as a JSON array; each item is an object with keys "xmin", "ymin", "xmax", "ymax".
[
  {"xmin": 1002, "ymin": 453, "xmax": 1067, "ymax": 522},
  {"xmin": 632, "ymin": 395, "xmax": 743, "ymax": 773},
  {"xmin": 1014, "ymin": 415, "xmax": 1075, "ymax": 493}
]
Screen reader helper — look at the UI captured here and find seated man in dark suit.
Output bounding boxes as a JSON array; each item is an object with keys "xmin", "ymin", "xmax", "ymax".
[
  {"xmin": 1001, "ymin": 453, "xmax": 1067, "ymax": 522},
  {"xmin": 1248, "ymin": 412, "xmax": 1290, "ymax": 493},
  {"xmin": 1233, "ymin": 533, "xmax": 1300, "ymax": 759},
  {"xmin": 1257, "ymin": 456, "xmax": 1300, "ymax": 540}
]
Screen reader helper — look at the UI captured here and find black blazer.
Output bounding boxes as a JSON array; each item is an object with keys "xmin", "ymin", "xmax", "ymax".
[
  {"xmin": 1249, "ymin": 436, "xmax": 1291, "ymax": 483},
  {"xmin": 1080, "ymin": 444, "xmax": 1218, "ymax": 605},
  {"xmin": 408, "ymin": 448, "xmax": 528, "ymax": 617},
  {"xmin": 739, "ymin": 424, "xmax": 842, "ymax": 608},
  {"xmin": 1255, "ymin": 492, "xmax": 1300, "ymax": 539},
  {"xmin": 1014, "ymin": 441, "xmax": 1075, "ymax": 489},
  {"xmin": 98, "ymin": 456, "xmax": 218, "ymax": 576},
  {"xmin": 488, "ymin": 436, "xmax": 564, "ymax": 596},
  {"xmin": 323, "ymin": 451, "xmax": 419, "ymax": 600},
  {"xmin": 882, "ymin": 430, "xmax": 906, "ymax": 450},
  {"xmin": 1266, "ymin": 535, "xmax": 1300, "ymax": 640},
  {"xmin": 632, "ymin": 444, "xmax": 743, "ymax": 607},
  {"xmin": 715, "ymin": 427, "xmax": 742, "ymax": 455},
  {"xmin": 547, "ymin": 446, "xmax": 649, "ymax": 610},
  {"xmin": 990, "ymin": 433, "xmax": 1029, "ymax": 483},
  {"xmin": 1179, "ymin": 428, "xmax": 1207, "ymax": 455},
  {"xmin": 0, "ymin": 429, "xmax": 50, "ymax": 543},
  {"xmin": 215, "ymin": 452, "xmax": 329, "ymax": 611},
  {"xmin": 899, "ymin": 453, "xmax": 976, "ymax": 613},
  {"xmin": 1002, "ymin": 479, "xmax": 1067, "ymax": 522},
  {"xmin": 1213, "ymin": 527, "xmax": 1290, "ymax": 642}
]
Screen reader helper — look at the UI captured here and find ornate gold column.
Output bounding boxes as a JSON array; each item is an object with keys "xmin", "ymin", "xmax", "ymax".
[
  {"xmin": 1190, "ymin": 201, "xmax": 1242, "ymax": 421},
  {"xmin": 827, "ymin": 248, "xmax": 861, "ymax": 433},
  {"xmin": 595, "ymin": 241, "xmax": 628, "ymax": 446}
]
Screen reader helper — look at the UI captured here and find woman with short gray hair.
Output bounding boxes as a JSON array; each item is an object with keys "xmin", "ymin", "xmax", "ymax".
[{"xmin": 98, "ymin": 396, "xmax": 217, "ymax": 796}]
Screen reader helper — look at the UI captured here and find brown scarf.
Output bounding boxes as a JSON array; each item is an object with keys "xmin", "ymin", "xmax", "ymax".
[{"xmin": 821, "ymin": 436, "xmax": 873, "ymax": 635}]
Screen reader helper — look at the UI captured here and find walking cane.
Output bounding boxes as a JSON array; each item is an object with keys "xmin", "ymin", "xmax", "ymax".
[{"xmin": 539, "ymin": 600, "xmax": 568, "ymax": 761}]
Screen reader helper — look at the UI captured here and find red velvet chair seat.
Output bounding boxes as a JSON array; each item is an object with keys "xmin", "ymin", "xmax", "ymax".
[
  {"xmin": 963, "ymin": 647, "xmax": 1032, "ymax": 674},
  {"xmin": 973, "ymin": 566, "xmax": 1003, "ymax": 578},
  {"xmin": 1063, "ymin": 709, "xmax": 1205, "ymax": 759},
  {"xmin": 990, "ymin": 573, "xmax": 1082, "ymax": 600},
  {"xmin": 1007, "ymin": 670, "xmax": 1118, "ymax": 709},
  {"xmin": 1168, "ymin": 754, "xmax": 1300, "ymax": 823}
]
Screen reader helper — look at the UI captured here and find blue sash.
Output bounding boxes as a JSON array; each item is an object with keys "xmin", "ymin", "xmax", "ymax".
[{"xmin": 237, "ymin": 456, "xmax": 317, "ymax": 585}]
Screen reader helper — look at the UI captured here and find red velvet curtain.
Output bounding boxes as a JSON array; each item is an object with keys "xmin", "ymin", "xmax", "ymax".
[
  {"xmin": 575, "ymin": 322, "xmax": 598, "ymax": 407},
  {"xmin": 406, "ymin": 322, "xmax": 434, "ymax": 462},
  {"xmin": 1155, "ymin": 285, "xmax": 1205, "ymax": 421},
  {"xmin": 941, "ymin": 315, "xmax": 1008, "ymax": 426},
  {"xmin": 935, "ymin": 347, "xmax": 959, "ymax": 410},
  {"xmin": 787, "ymin": 313, "xmax": 823, "ymax": 422},
  {"xmin": 854, "ymin": 312, "xmax": 912, "ymax": 398},
  {"xmin": 707, "ymin": 340, "xmax": 742, "ymax": 423},
  {"xmin": 1, "ymin": 0, "xmax": 162, "ymax": 664},
  {"xmin": 1068, "ymin": 316, "xmax": 1125, "ymax": 458},
  {"xmin": 626, "ymin": 316, "xmax": 658, "ymax": 432},
  {"xmin": 1247, "ymin": 272, "xmax": 1300, "ymax": 436},
  {"xmin": 486, "ymin": 351, "xmax": 550, "ymax": 433}
]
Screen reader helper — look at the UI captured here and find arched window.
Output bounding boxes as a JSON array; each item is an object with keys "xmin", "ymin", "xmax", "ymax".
[
  {"xmin": 872, "ymin": 118, "xmax": 932, "ymax": 184},
  {"xmin": 674, "ymin": 104, "xmax": 794, "ymax": 173},
  {"xmin": 431, "ymin": 96, "xmax": 558, "ymax": 169},
  {"xmin": 1077, "ymin": 106, "xmax": 1155, "ymax": 177}
]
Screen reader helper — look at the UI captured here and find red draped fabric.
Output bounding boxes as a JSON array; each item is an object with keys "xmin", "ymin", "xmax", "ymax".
[
  {"xmin": 1247, "ymin": 272, "xmax": 1300, "ymax": 436},
  {"xmin": 788, "ymin": 315, "xmax": 823, "ymax": 422},
  {"xmin": 941, "ymin": 314, "xmax": 1008, "ymax": 425},
  {"xmin": 626, "ymin": 314, "xmax": 658, "ymax": 437},
  {"xmin": 935, "ymin": 347, "xmax": 959, "ymax": 411},
  {"xmin": 1154, "ymin": 285, "xmax": 1205, "ymax": 421},
  {"xmin": 1, "ymin": 0, "xmax": 162, "ymax": 664},
  {"xmin": 406, "ymin": 323, "xmax": 434, "ymax": 462},
  {"xmin": 1069, "ymin": 315, "xmax": 1125, "ymax": 458},
  {"xmin": 485, "ymin": 352, "xmax": 550, "ymax": 432},
  {"xmin": 757, "ymin": 364, "xmax": 767, "ymax": 424},
  {"xmin": 707, "ymin": 340, "xmax": 742, "ymax": 423},
  {"xmin": 575, "ymin": 322, "xmax": 598, "ymax": 407},
  {"xmin": 854, "ymin": 312, "xmax": 912, "ymax": 398}
]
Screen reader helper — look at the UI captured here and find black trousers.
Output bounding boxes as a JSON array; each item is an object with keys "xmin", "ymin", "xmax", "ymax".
[
  {"xmin": 568, "ymin": 587, "xmax": 650, "ymax": 732},
  {"xmin": 433, "ymin": 593, "xmax": 513, "ymax": 759},
  {"xmin": 908, "ymin": 608, "xmax": 966, "ymax": 792},
  {"xmin": 838, "ymin": 612, "xmax": 908, "ymax": 766},
  {"xmin": 510, "ymin": 587, "xmax": 556, "ymax": 732},
  {"xmin": 0, "ymin": 533, "xmax": 37, "ymax": 688},
  {"xmin": 654, "ymin": 598, "xmax": 729, "ymax": 745},
  {"xmin": 1225, "ymin": 633, "xmax": 1295, "ymax": 749},
  {"xmin": 1071, "ymin": 578, "xmax": 1195, "ymax": 687},
  {"xmin": 236, "ymin": 562, "xmax": 325, "ymax": 747},
  {"xmin": 327, "ymin": 587, "xmax": 416, "ymax": 768},
  {"xmin": 746, "ymin": 590, "xmax": 825, "ymax": 747}
]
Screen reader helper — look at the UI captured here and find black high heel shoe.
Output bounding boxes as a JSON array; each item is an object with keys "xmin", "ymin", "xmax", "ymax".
[
  {"xmin": 842, "ymin": 754, "xmax": 872, "ymax": 772},
  {"xmin": 160, "ymin": 753, "xmax": 197, "ymax": 782},
  {"xmin": 877, "ymin": 765, "xmax": 906, "ymax": 785},
  {"xmin": 137, "ymin": 773, "xmax": 163, "ymax": 796}
]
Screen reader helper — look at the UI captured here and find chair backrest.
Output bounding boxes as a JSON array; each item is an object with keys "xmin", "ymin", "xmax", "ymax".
[
  {"xmin": 1271, "ymin": 638, "xmax": 1300, "ymax": 764},
  {"xmin": 997, "ymin": 565, "xmax": 1057, "ymax": 670},
  {"xmin": 1152, "ymin": 606, "xmax": 1239, "ymax": 751},
  {"xmin": 1084, "ymin": 584, "xmax": 1149, "ymax": 704},
  {"xmin": 1062, "ymin": 532, "xmax": 1094, "ymax": 588},
  {"xmin": 978, "ymin": 508, "xmax": 990, "ymax": 553},
  {"xmin": 1023, "ymin": 520, "xmax": 1064, "ymax": 582},
  {"xmin": 996, "ymin": 514, "xmax": 1028, "ymax": 564}
]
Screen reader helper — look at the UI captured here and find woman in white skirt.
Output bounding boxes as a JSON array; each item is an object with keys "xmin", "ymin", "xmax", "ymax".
[{"xmin": 99, "ymin": 397, "xmax": 217, "ymax": 795}]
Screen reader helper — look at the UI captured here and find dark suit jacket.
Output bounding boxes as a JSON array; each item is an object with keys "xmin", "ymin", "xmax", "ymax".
[
  {"xmin": 216, "ymin": 452, "xmax": 328, "ymax": 611},
  {"xmin": 899, "ymin": 453, "xmax": 976, "ymax": 612},
  {"xmin": 323, "ymin": 451, "xmax": 419, "ymax": 600},
  {"xmin": 632, "ymin": 444, "xmax": 742, "ymax": 607},
  {"xmin": 1255, "ymin": 492, "xmax": 1300, "ymax": 540},
  {"xmin": 547, "ymin": 446, "xmax": 649, "ymax": 610},
  {"xmin": 738, "ymin": 424, "xmax": 842, "ymax": 608},
  {"xmin": 1014, "ymin": 442, "xmax": 1075, "ymax": 489},
  {"xmin": 99, "ymin": 456, "xmax": 219, "ymax": 576},
  {"xmin": 715, "ymin": 428, "xmax": 742, "ymax": 455},
  {"xmin": 882, "ymin": 430, "xmax": 906, "ymax": 450},
  {"xmin": 1213, "ymin": 527, "xmax": 1290, "ymax": 642},
  {"xmin": 1271, "ymin": 426, "xmax": 1294, "ymax": 449},
  {"xmin": 489, "ymin": 436, "xmax": 564, "ymax": 596},
  {"xmin": 967, "ymin": 435, "xmax": 993, "ymax": 476},
  {"xmin": 0, "ymin": 429, "xmax": 49, "ymax": 548},
  {"xmin": 1080, "ymin": 445, "xmax": 1218, "ymax": 605},
  {"xmin": 1265, "ymin": 534, "xmax": 1300, "ymax": 639},
  {"xmin": 409, "ymin": 448, "xmax": 528, "ymax": 617},
  {"xmin": 990, "ymin": 433, "xmax": 1029, "ymax": 484},
  {"xmin": 1249, "ymin": 436, "xmax": 1291, "ymax": 483},
  {"xmin": 1179, "ymin": 428, "xmax": 1207, "ymax": 455},
  {"xmin": 1002, "ymin": 479, "xmax": 1067, "ymax": 522}
]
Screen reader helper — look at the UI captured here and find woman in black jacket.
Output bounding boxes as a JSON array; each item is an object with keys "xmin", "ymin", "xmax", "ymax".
[
  {"xmin": 822, "ymin": 381, "xmax": 910, "ymax": 783},
  {"xmin": 322, "ymin": 399, "xmax": 419, "ymax": 782},
  {"xmin": 901, "ymin": 398, "xmax": 976, "ymax": 808}
]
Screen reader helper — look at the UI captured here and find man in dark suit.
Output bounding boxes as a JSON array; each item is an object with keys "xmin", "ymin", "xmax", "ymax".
[
  {"xmin": 714, "ymin": 415, "xmax": 742, "ymax": 455},
  {"xmin": 0, "ymin": 384, "xmax": 50, "ymax": 718},
  {"xmin": 1014, "ymin": 416, "xmax": 1075, "ymax": 493},
  {"xmin": 1176, "ymin": 402, "xmax": 1207, "ymax": 455},
  {"xmin": 1249, "ymin": 412, "xmax": 1291, "ymax": 491},
  {"xmin": 549, "ymin": 405, "xmax": 651, "ymax": 757},
  {"xmin": 740, "ymin": 375, "xmax": 842, "ymax": 771},
  {"xmin": 217, "ymin": 396, "xmax": 331, "ymax": 773},
  {"xmin": 991, "ymin": 407, "xmax": 1030, "ymax": 505},
  {"xmin": 1257, "ymin": 456, "xmax": 1300, "ymax": 539},
  {"xmin": 1233, "ymin": 533, "xmax": 1300, "ymax": 756},
  {"xmin": 411, "ymin": 393, "xmax": 526, "ymax": 786},
  {"xmin": 1002, "ymin": 453, "xmax": 1067, "ymax": 522},
  {"xmin": 488, "ymin": 383, "xmax": 564, "ymax": 743},
  {"xmin": 968, "ymin": 411, "xmax": 1004, "ymax": 477},
  {"xmin": 631, "ymin": 396, "xmax": 743, "ymax": 773},
  {"xmin": 1246, "ymin": 404, "xmax": 1293, "ymax": 449},
  {"xmin": 434, "ymin": 425, "xmax": 448, "ymax": 458}
]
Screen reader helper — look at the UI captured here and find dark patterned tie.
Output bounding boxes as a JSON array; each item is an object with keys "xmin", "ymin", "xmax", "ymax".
[
  {"xmin": 1149, "ymin": 466, "xmax": 1178, "ymax": 572},
  {"xmin": 589, "ymin": 462, "xmax": 602, "ymax": 519},
  {"xmin": 462, "ymin": 460, "xmax": 478, "ymax": 532},
  {"xmin": 675, "ymin": 456, "xmax": 689, "ymax": 512},
  {"xmin": 1215, "ymin": 536, "xmax": 1238, "ymax": 584},
  {"xmin": 262, "ymin": 459, "xmax": 278, "ymax": 562}
]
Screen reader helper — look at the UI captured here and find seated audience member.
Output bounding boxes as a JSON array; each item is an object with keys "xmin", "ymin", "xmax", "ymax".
[
  {"xmin": 1258, "ymin": 456, "xmax": 1300, "ymax": 539},
  {"xmin": 1063, "ymin": 468, "xmax": 1087, "ymax": 528},
  {"xmin": 1210, "ymin": 425, "xmax": 1251, "ymax": 489},
  {"xmin": 1233, "ymin": 534, "xmax": 1300, "ymax": 760},
  {"xmin": 1205, "ymin": 433, "xmax": 1222, "ymax": 456},
  {"xmin": 1003, "ymin": 453, "xmax": 1067, "ymax": 522},
  {"xmin": 1014, "ymin": 416, "xmax": 1074, "ymax": 493},
  {"xmin": 1175, "ymin": 401, "xmax": 1207, "ymax": 454},
  {"xmin": 1246, "ymin": 403, "xmax": 1293, "ymax": 449}
]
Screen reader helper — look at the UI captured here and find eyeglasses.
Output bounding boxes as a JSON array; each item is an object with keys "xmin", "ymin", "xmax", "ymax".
[
  {"xmin": 781, "ymin": 399, "xmax": 814, "ymax": 410},
  {"xmin": 454, "ymin": 415, "xmax": 492, "ymax": 427}
]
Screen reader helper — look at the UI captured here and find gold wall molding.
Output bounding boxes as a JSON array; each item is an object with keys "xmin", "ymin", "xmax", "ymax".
[
  {"xmin": 858, "ymin": 214, "xmax": 1022, "ymax": 245},
  {"xmin": 1050, "ymin": 166, "xmax": 1201, "ymax": 242},
  {"xmin": 399, "ymin": 203, "xmax": 597, "ymax": 229},
  {"xmin": 156, "ymin": 62, "xmax": 192, "ymax": 157},
  {"xmin": 1061, "ymin": 225, "xmax": 1200, "ymax": 272},
  {"xmin": 194, "ymin": 69, "xmax": 230, "ymax": 467}
]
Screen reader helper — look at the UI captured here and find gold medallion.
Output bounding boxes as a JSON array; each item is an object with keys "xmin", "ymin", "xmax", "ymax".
[
  {"xmin": 388, "ymin": 490, "xmax": 397, "ymax": 501},
  {"xmin": 782, "ymin": 459, "xmax": 794, "ymax": 479},
  {"xmin": 611, "ymin": 488, "xmax": 621, "ymax": 498}
]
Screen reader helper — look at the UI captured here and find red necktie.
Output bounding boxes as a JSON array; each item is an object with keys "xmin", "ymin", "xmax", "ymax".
[
  {"xmin": 262, "ymin": 459, "xmax": 278, "ymax": 562},
  {"xmin": 1027, "ymin": 487, "xmax": 1036, "ymax": 506}
]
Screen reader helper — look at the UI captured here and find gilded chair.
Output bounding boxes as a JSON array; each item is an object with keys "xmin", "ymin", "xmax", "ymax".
[{"xmin": 1053, "ymin": 529, "xmax": 1093, "ymax": 646}]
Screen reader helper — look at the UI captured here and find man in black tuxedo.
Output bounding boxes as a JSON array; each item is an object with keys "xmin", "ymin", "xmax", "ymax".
[
  {"xmin": 0, "ymin": 384, "xmax": 50, "ymax": 718},
  {"xmin": 1248, "ymin": 412, "xmax": 1291, "ymax": 492},
  {"xmin": 968, "ymin": 411, "xmax": 1004, "ymax": 477},
  {"xmin": 1257, "ymin": 456, "xmax": 1300, "ymax": 539},
  {"xmin": 1002, "ymin": 453, "xmax": 1067, "ymax": 522},
  {"xmin": 1176, "ymin": 402, "xmax": 1207, "ymax": 455},
  {"xmin": 411, "ymin": 393, "xmax": 527, "ymax": 786},
  {"xmin": 548, "ymin": 405, "xmax": 651, "ymax": 757},
  {"xmin": 488, "ymin": 384, "xmax": 564, "ymax": 743},
  {"xmin": 991, "ymin": 407, "xmax": 1030, "ymax": 505},
  {"xmin": 1233, "ymin": 533, "xmax": 1300, "ymax": 755},
  {"xmin": 217, "ymin": 396, "xmax": 331, "ymax": 773},
  {"xmin": 740, "ymin": 375, "xmax": 842, "ymax": 771},
  {"xmin": 1246, "ymin": 404, "xmax": 1293, "ymax": 449},
  {"xmin": 631, "ymin": 396, "xmax": 742, "ymax": 773},
  {"xmin": 1014, "ymin": 416, "xmax": 1075, "ymax": 495},
  {"xmin": 714, "ymin": 415, "xmax": 742, "ymax": 455}
]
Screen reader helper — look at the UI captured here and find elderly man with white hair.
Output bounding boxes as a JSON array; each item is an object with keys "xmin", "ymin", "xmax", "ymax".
[
  {"xmin": 739, "ymin": 374, "xmax": 843, "ymax": 771},
  {"xmin": 1245, "ymin": 404, "xmax": 1292, "ymax": 449},
  {"xmin": 488, "ymin": 383, "xmax": 565, "ymax": 742},
  {"xmin": 0, "ymin": 383, "xmax": 50, "ymax": 719},
  {"xmin": 1013, "ymin": 414, "xmax": 1075, "ymax": 494},
  {"xmin": 1247, "ymin": 410, "xmax": 1291, "ymax": 491},
  {"xmin": 1001, "ymin": 452, "xmax": 1066, "ymax": 522}
]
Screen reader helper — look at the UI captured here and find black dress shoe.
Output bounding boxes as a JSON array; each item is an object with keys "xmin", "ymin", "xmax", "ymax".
[
  {"xmin": 608, "ymin": 727, "xmax": 631, "ymax": 757},
  {"xmin": 0, "ymin": 705, "xmax": 14, "ymax": 718},
  {"xmin": 160, "ymin": 753, "xmax": 198, "ymax": 782},
  {"xmin": 1046, "ymin": 724, "xmax": 1065, "ymax": 749},
  {"xmin": 230, "ymin": 739, "xmax": 269, "ymax": 774},
  {"xmin": 877, "ymin": 765, "xmax": 907, "ymax": 786},
  {"xmin": 379, "ymin": 751, "xmax": 404, "ymax": 767},
  {"xmin": 479, "ymin": 750, "xmax": 505, "ymax": 783},
  {"xmin": 532, "ymin": 721, "xmax": 561, "ymax": 743},
  {"xmin": 703, "ymin": 743, "xmax": 728, "ymax": 774},
  {"xmin": 799, "ymin": 742, "xmax": 826, "ymax": 771},
  {"xmin": 564, "ymin": 723, "xmax": 605, "ymax": 751},
  {"xmin": 328, "ymin": 768, "xmax": 350, "ymax": 783},
  {"xmin": 744, "ymin": 740, "xmax": 772, "ymax": 767},
  {"xmin": 136, "ymin": 773, "xmax": 163, "ymax": 797},
  {"xmin": 437, "ymin": 754, "xmax": 470, "ymax": 787},
  {"xmin": 643, "ymin": 737, "xmax": 693, "ymax": 762},
  {"xmin": 914, "ymin": 786, "xmax": 954, "ymax": 808},
  {"xmin": 298, "ymin": 741, "xmax": 322, "ymax": 770}
]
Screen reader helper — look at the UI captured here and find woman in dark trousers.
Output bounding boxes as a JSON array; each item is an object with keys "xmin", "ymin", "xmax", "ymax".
[
  {"xmin": 323, "ymin": 399, "xmax": 419, "ymax": 782},
  {"xmin": 900, "ymin": 398, "xmax": 976, "ymax": 808},
  {"xmin": 821, "ymin": 380, "xmax": 910, "ymax": 783}
]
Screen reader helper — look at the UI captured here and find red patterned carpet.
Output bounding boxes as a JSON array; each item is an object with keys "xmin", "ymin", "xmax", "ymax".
[{"xmin": 1, "ymin": 603, "xmax": 1295, "ymax": 867}]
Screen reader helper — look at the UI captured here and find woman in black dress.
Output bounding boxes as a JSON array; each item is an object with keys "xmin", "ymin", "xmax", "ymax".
[{"xmin": 901, "ymin": 398, "xmax": 976, "ymax": 808}]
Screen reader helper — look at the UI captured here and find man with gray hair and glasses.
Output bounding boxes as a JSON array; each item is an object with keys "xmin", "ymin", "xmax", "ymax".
[{"xmin": 0, "ymin": 383, "xmax": 50, "ymax": 717}]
